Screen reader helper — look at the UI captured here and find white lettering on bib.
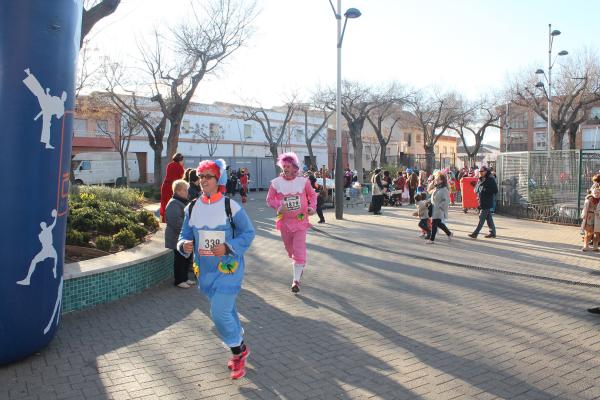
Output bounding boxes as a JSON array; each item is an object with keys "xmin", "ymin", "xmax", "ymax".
[
  {"xmin": 198, "ymin": 231, "xmax": 225, "ymax": 256},
  {"xmin": 284, "ymin": 195, "xmax": 301, "ymax": 211}
]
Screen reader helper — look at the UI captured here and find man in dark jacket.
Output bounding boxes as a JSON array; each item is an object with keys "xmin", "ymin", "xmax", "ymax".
[{"xmin": 468, "ymin": 166, "xmax": 498, "ymax": 239}]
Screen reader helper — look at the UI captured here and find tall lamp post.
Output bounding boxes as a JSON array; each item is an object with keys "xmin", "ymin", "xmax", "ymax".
[
  {"xmin": 328, "ymin": 0, "xmax": 361, "ymax": 220},
  {"xmin": 535, "ymin": 24, "xmax": 568, "ymax": 153}
]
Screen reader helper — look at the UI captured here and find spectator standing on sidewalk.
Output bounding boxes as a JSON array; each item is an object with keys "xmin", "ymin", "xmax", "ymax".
[
  {"xmin": 408, "ymin": 169, "xmax": 419, "ymax": 204},
  {"xmin": 165, "ymin": 179, "xmax": 194, "ymax": 288},
  {"xmin": 160, "ymin": 153, "xmax": 185, "ymax": 222},
  {"xmin": 370, "ymin": 168, "xmax": 385, "ymax": 215},
  {"xmin": 426, "ymin": 173, "xmax": 453, "ymax": 244},
  {"xmin": 468, "ymin": 166, "xmax": 498, "ymax": 239}
]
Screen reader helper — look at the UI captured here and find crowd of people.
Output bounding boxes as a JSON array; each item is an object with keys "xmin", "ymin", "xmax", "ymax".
[{"xmin": 157, "ymin": 151, "xmax": 600, "ymax": 380}]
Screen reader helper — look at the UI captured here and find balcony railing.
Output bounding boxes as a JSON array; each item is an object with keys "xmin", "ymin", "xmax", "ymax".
[{"xmin": 73, "ymin": 130, "xmax": 114, "ymax": 138}]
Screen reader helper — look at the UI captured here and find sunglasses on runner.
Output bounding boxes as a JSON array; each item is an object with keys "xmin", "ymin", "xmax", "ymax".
[{"xmin": 198, "ymin": 174, "xmax": 217, "ymax": 180}]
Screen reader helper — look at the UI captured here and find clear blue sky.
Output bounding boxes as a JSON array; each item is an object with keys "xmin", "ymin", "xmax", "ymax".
[{"xmin": 87, "ymin": 0, "xmax": 600, "ymax": 144}]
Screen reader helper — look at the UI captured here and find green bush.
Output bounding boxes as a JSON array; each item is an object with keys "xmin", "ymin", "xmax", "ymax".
[
  {"xmin": 66, "ymin": 229, "xmax": 86, "ymax": 246},
  {"xmin": 130, "ymin": 224, "xmax": 148, "ymax": 240},
  {"xmin": 529, "ymin": 187, "xmax": 555, "ymax": 207},
  {"xmin": 95, "ymin": 236, "xmax": 113, "ymax": 252},
  {"xmin": 69, "ymin": 206, "xmax": 104, "ymax": 232},
  {"xmin": 142, "ymin": 187, "xmax": 161, "ymax": 201},
  {"xmin": 113, "ymin": 229, "xmax": 137, "ymax": 249},
  {"xmin": 70, "ymin": 185, "xmax": 144, "ymax": 208},
  {"xmin": 138, "ymin": 210, "xmax": 159, "ymax": 231}
]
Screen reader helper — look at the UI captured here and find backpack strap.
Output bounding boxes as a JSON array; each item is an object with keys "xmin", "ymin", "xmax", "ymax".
[
  {"xmin": 225, "ymin": 196, "xmax": 236, "ymax": 238},
  {"xmin": 188, "ymin": 197, "xmax": 236, "ymax": 238}
]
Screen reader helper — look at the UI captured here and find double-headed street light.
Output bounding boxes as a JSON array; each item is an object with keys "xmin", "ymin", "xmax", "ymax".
[
  {"xmin": 328, "ymin": 0, "xmax": 361, "ymax": 220},
  {"xmin": 535, "ymin": 24, "xmax": 568, "ymax": 152}
]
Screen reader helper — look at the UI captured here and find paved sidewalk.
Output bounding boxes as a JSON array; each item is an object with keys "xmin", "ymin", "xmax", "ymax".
[{"xmin": 2, "ymin": 195, "xmax": 600, "ymax": 400}]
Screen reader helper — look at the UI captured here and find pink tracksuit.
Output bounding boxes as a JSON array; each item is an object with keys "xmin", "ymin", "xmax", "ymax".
[{"xmin": 267, "ymin": 175, "xmax": 317, "ymax": 265}]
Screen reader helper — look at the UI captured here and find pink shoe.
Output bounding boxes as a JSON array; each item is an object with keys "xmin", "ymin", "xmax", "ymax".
[
  {"xmin": 227, "ymin": 347, "xmax": 250, "ymax": 370},
  {"xmin": 229, "ymin": 352, "xmax": 248, "ymax": 380}
]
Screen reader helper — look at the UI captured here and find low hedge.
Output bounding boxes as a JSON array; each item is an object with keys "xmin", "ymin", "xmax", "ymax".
[{"xmin": 66, "ymin": 186, "xmax": 159, "ymax": 252}]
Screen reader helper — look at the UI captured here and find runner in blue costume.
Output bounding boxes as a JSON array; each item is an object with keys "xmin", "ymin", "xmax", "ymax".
[{"xmin": 178, "ymin": 159, "xmax": 255, "ymax": 380}]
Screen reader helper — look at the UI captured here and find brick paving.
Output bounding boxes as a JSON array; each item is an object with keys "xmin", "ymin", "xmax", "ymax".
[{"xmin": 2, "ymin": 195, "xmax": 600, "ymax": 400}]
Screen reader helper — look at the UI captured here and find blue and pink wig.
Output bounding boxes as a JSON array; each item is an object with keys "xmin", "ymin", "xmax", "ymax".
[{"xmin": 197, "ymin": 159, "xmax": 228, "ymax": 193}]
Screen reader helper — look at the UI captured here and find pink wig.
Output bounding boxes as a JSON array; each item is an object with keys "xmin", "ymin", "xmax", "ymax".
[
  {"xmin": 277, "ymin": 152, "xmax": 300, "ymax": 170},
  {"xmin": 197, "ymin": 159, "xmax": 227, "ymax": 193}
]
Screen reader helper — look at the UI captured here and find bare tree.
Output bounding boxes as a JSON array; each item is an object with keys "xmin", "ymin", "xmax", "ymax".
[
  {"xmin": 193, "ymin": 123, "xmax": 223, "ymax": 157},
  {"xmin": 366, "ymin": 83, "xmax": 409, "ymax": 165},
  {"xmin": 363, "ymin": 136, "xmax": 381, "ymax": 167},
  {"xmin": 508, "ymin": 52, "xmax": 600, "ymax": 149},
  {"xmin": 407, "ymin": 89, "xmax": 462, "ymax": 173},
  {"xmin": 238, "ymin": 99, "xmax": 297, "ymax": 174},
  {"xmin": 316, "ymin": 81, "xmax": 378, "ymax": 183},
  {"xmin": 102, "ymin": 60, "xmax": 167, "ymax": 188},
  {"xmin": 449, "ymin": 97, "xmax": 503, "ymax": 167},
  {"xmin": 95, "ymin": 104, "xmax": 144, "ymax": 186},
  {"xmin": 299, "ymin": 103, "xmax": 333, "ymax": 170},
  {"xmin": 140, "ymin": 0, "xmax": 256, "ymax": 163},
  {"xmin": 75, "ymin": 39, "xmax": 100, "ymax": 98},
  {"xmin": 81, "ymin": 0, "xmax": 121, "ymax": 45}
]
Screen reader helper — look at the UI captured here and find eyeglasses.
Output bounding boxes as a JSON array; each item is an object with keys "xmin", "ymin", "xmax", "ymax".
[{"xmin": 198, "ymin": 174, "xmax": 216, "ymax": 180}]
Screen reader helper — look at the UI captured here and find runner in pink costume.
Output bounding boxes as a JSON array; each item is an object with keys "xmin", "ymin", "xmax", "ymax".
[{"xmin": 266, "ymin": 152, "xmax": 318, "ymax": 293}]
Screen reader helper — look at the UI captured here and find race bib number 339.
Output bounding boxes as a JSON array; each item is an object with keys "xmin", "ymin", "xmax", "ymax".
[
  {"xmin": 199, "ymin": 231, "xmax": 225, "ymax": 256},
  {"xmin": 284, "ymin": 195, "xmax": 301, "ymax": 211}
]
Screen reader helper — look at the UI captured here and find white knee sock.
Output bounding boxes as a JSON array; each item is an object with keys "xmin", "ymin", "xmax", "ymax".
[{"xmin": 293, "ymin": 264, "xmax": 304, "ymax": 282}]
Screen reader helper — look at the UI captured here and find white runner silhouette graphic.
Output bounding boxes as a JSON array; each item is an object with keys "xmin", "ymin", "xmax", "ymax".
[
  {"xmin": 44, "ymin": 277, "xmax": 63, "ymax": 335},
  {"xmin": 22, "ymin": 69, "xmax": 66, "ymax": 149},
  {"xmin": 17, "ymin": 209, "xmax": 58, "ymax": 286}
]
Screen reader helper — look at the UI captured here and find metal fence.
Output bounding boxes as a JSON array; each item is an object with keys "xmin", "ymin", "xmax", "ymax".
[{"xmin": 496, "ymin": 150, "xmax": 600, "ymax": 225}]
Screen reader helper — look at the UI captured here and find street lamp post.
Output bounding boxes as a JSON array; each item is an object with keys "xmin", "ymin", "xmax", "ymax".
[
  {"xmin": 328, "ymin": 0, "xmax": 361, "ymax": 220},
  {"xmin": 535, "ymin": 24, "xmax": 568, "ymax": 153}
]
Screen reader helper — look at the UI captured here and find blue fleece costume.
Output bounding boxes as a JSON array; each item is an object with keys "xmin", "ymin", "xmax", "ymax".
[{"xmin": 178, "ymin": 194, "xmax": 255, "ymax": 347}]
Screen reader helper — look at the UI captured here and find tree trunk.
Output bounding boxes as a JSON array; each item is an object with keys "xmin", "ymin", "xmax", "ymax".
[
  {"xmin": 270, "ymin": 145, "xmax": 279, "ymax": 176},
  {"xmin": 568, "ymin": 124, "xmax": 579, "ymax": 150},
  {"xmin": 379, "ymin": 143, "xmax": 387, "ymax": 166},
  {"xmin": 153, "ymin": 143, "xmax": 164, "ymax": 190},
  {"xmin": 425, "ymin": 146, "xmax": 435, "ymax": 174},
  {"xmin": 306, "ymin": 138, "xmax": 316, "ymax": 170},
  {"xmin": 166, "ymin": 119, "xmax": 181, "ymax": 162}
]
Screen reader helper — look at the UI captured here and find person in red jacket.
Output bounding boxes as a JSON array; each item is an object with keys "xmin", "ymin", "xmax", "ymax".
[
  {"xmin": 160, "ymin": 153, "xmax": 185, "ymax": 222},
  {"xmin": 239, "ymin": 168, "xmax": 249, "ymax": 203}
]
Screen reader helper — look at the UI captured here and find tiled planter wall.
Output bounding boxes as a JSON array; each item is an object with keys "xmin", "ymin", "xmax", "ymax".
[{"xmin": 62, "ymin": 251, "xmax": 173, "ymax": 314}]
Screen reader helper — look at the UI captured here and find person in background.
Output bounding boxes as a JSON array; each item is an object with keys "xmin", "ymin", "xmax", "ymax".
[
  {"xmin": 165, "ymin": 179, "xmax": 194, "ymax": 288},
  {"xmin": 160, "ymin": 153, "xmax": 185, "ymax": 223},
  {"xmin": 413, "ymin": 192, "xmax": 431, "ymax": 239},
  {"xmin": 581, "ymin": 187, "xmax": 600, "ymax": 252},
  {"xmin": 468, "ymin": 166, "xmax": 498, "ymax": 239},
  {"xmin": 239, "ymin": 168, "xmax": 249, "ymax": 204},
  {"xmin": 187, "ymin": 169, "xmax": 201, "ymax": 201},
  {"xmin": 370, "ymin": 168, "xmax": 385, "ymax": 215},
  {"xmin": 426, "ymin": 173, "xmax": 453, "ymax": 244},
  {"xmin": 408, "ymin": 169, "xmax": 419, "ymax": 204},
  {"xmin": 394, "ymin": 171, "xmax": 406, "ymax": 206}
]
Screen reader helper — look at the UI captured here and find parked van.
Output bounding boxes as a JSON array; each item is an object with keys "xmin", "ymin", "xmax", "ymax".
[{"xmin": 72, "ymin": 152, "xmax": 140, "ymax": 185}]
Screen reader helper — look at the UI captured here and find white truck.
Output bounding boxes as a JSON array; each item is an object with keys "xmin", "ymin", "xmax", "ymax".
[{"xmin": 72, "ymin": 152, "xmax": 140, "ymax": 185}]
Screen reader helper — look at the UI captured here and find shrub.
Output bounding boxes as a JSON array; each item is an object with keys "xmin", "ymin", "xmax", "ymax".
[
  {"xmin": 130, "ymin": 224, "xmax": 148, "ymax": 240},
  {"xmin": 95, "ymin": 236, "xmax": 113, "ymax": 252},
  {"xmin": 529, "ymin": 187, "xmax": 555, "ymax": 207},
  {"xmin": 66, "ymin": 229, "xmax": 85, "ymax": 246},
  {"xmin": 138, "ymin": 210, "xmax": 159, "ymax": 231},
  {"xmin": 113, "ymin": 229, "xmax": 137, "ymax": 249},
  {"xmin": 71, "ymin": 185, "xmax": 144, "ymax": 208},
  {"xmin": 69, "ymin": 206, "xmax": 104, "ymax": 232}
]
